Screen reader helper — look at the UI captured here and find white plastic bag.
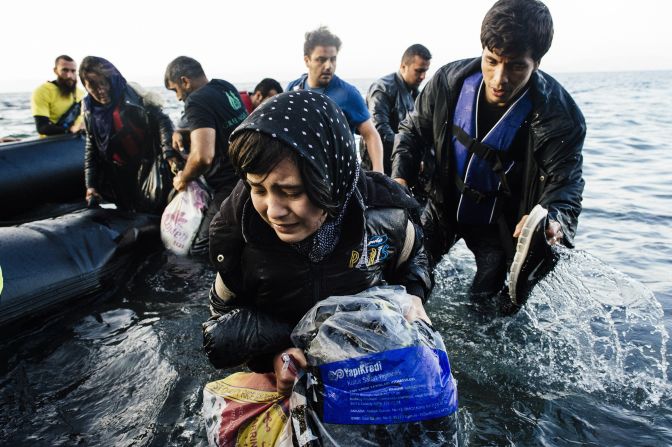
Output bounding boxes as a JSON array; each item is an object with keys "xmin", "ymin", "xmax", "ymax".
[{"xmin": 160, "ymin": 181, "xmax": 210, "ymax": 255}]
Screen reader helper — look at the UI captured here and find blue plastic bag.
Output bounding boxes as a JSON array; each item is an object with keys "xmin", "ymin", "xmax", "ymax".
[{"xmin": 289, "ymin": 286, "xmax": 458, "ymax": 446}]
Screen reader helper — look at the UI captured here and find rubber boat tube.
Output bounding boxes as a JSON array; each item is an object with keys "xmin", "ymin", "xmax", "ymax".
[
  {"xmin": 0, "ymin": 208, "xmax": 159, "ymax": 327},
  {"xmin": 0, "ymin": 134, "xmax": 85, "ymax": 219}
]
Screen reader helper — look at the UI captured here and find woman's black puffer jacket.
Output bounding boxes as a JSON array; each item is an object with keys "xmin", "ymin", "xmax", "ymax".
[{"xmin": 203, "ymin": 171, "xmax": 431, "ymax": 372}]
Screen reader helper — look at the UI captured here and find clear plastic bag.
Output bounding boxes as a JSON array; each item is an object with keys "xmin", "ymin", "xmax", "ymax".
[
  {"xmin": 160, "ymin": 181, "xmax": 210, "ymax": 255},
  {"xmin": 289, "ymin": 285, "xmax": 458, "ymax": 446}
]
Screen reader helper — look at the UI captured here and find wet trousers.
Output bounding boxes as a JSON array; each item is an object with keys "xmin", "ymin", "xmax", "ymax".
[{"xmin": 459, "ymin": 224, "xmax": 509, "ymax": 299}]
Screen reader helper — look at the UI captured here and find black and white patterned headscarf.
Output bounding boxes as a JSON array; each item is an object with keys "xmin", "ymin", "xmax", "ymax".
[{"xmin": 231, "ymin": 90, "xmax": 363, "ymax": 263}]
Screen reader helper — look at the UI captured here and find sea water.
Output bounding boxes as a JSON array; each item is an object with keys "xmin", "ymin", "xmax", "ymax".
[{"xmin": 1, "ymin": 71, "xmax": 671, "ymax": 445}]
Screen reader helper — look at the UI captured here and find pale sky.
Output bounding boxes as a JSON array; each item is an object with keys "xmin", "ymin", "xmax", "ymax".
[{"xmin": 0, "ymin": 0, "xmax": 669, "ymax": 93}]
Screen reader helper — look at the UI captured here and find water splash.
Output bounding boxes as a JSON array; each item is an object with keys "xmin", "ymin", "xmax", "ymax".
[{"xmin": 429, "ymin": 241, "xmax": 670, "ymax": 409}]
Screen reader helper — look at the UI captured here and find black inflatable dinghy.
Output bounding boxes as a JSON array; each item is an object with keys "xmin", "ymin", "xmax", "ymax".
[{"xmin": 0, "ymin": 208, "xmax": 159, "ymax": 327}]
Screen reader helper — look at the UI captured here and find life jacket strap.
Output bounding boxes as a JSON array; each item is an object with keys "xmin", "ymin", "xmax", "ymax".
[
  {"xmin": 453, "ymin": 123, "xmax": 513, "ymax": 197},
  {"xmin": 454, "ymin": 175, "xmax": 508, "ymax": 204},
  {"xmin": 452, "ymin": 124, "xmax": 513, "ymax": 166},
  {"xmin": 455, "ymin": 173, "xmax": 515, "ymax": 259}
]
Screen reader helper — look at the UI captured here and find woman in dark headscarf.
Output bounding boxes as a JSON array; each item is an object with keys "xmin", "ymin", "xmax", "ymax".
[
  {"xmin": 80, "ymin": 56, "xmax": 175, "ymax": 213},
  {"xmin": 203, "ymin": 91, "xmax": 432, "ymax": 393}
]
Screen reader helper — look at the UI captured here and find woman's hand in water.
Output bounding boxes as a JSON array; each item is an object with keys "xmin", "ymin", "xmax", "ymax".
[{"xmin": 273, "ymin": 347, "xmax": 307, "ymax": 395}]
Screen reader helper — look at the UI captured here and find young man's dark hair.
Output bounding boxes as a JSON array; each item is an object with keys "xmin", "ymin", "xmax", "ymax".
[
  {"xmin": 390, "ymin": 0, "xmax": 585, "ymax": 307},
  {"xmin": 164, "ymin": 56, "xmax": 206, "ymax": 88},
  {"xmin": 54, "ymin": 54, "xmax": 74, "ymax": 67},
  {"xmin": 253, "ymin": 78, "xmax": 283, "ymax": 97},
  {"xmin": 480, "ymin": 0, "xmax": 554, "ymax": 62},
  {"xmin": 303, "ymin": 26, "xmax": 342, "ymax": 56},
  {"xmin": 401, "ymin": 44, "xmax": 432, "ymax": 65}
]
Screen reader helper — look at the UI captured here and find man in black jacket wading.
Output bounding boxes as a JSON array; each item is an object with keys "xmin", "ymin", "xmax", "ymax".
[
  {"xmin": 361, "ymin": 44, "xmax": 431, "ymax": 175},
  {"xmin": 391, "ymin": 0, "xmax": 585, "ymax": 303}
]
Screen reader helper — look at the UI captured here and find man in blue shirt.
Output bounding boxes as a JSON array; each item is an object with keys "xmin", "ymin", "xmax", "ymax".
[{"xmin": 287, "ymin": 26, "xmax": 383, "ymax": 173}]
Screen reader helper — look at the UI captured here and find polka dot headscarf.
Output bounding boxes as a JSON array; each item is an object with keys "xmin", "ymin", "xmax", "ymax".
[{"xmin": 230, "ymin": 90, "xmax": 363, "ymax": 262}]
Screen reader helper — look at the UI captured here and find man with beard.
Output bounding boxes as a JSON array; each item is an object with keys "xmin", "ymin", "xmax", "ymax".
[
  {"xmin": 287, "ymin": 26, "xmax": 384, "ymax": 173},
  {"xmin": 31, "ymin": 55, "xmax": 85, "ymax": 136}
]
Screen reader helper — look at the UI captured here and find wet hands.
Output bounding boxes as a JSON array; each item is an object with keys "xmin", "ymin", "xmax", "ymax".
[
  {"xmin": 513, "ymin": 214, "xmax": 563, "ymax": 245},
  {"xmin": 172, "ymin": 170, "xmax": 188, "ymax": 192},
  {"xmin": 273, "ymin": 348, "xmax": 307, "ymax": 395},
  {"xmin": 545, "ymin": 220, "xmax": 563, "ymax": 245},
  {"xmin": 404, "ymin": 294, "xmax": 432, "ymax": 325},
  {"xmin": 69, "ymin": 121, "xmax": 85, "ymax": 134},
  {"xmin": 168, "ymin": 149, "xmax": 189, "ymax": 190},
  {"xmin": 171, "ymin": 131, "xmax": 184, "ymax": 150},
  {"xmin": 85, "ymin": 187, "xmax": 102, "ymax": 207}
]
